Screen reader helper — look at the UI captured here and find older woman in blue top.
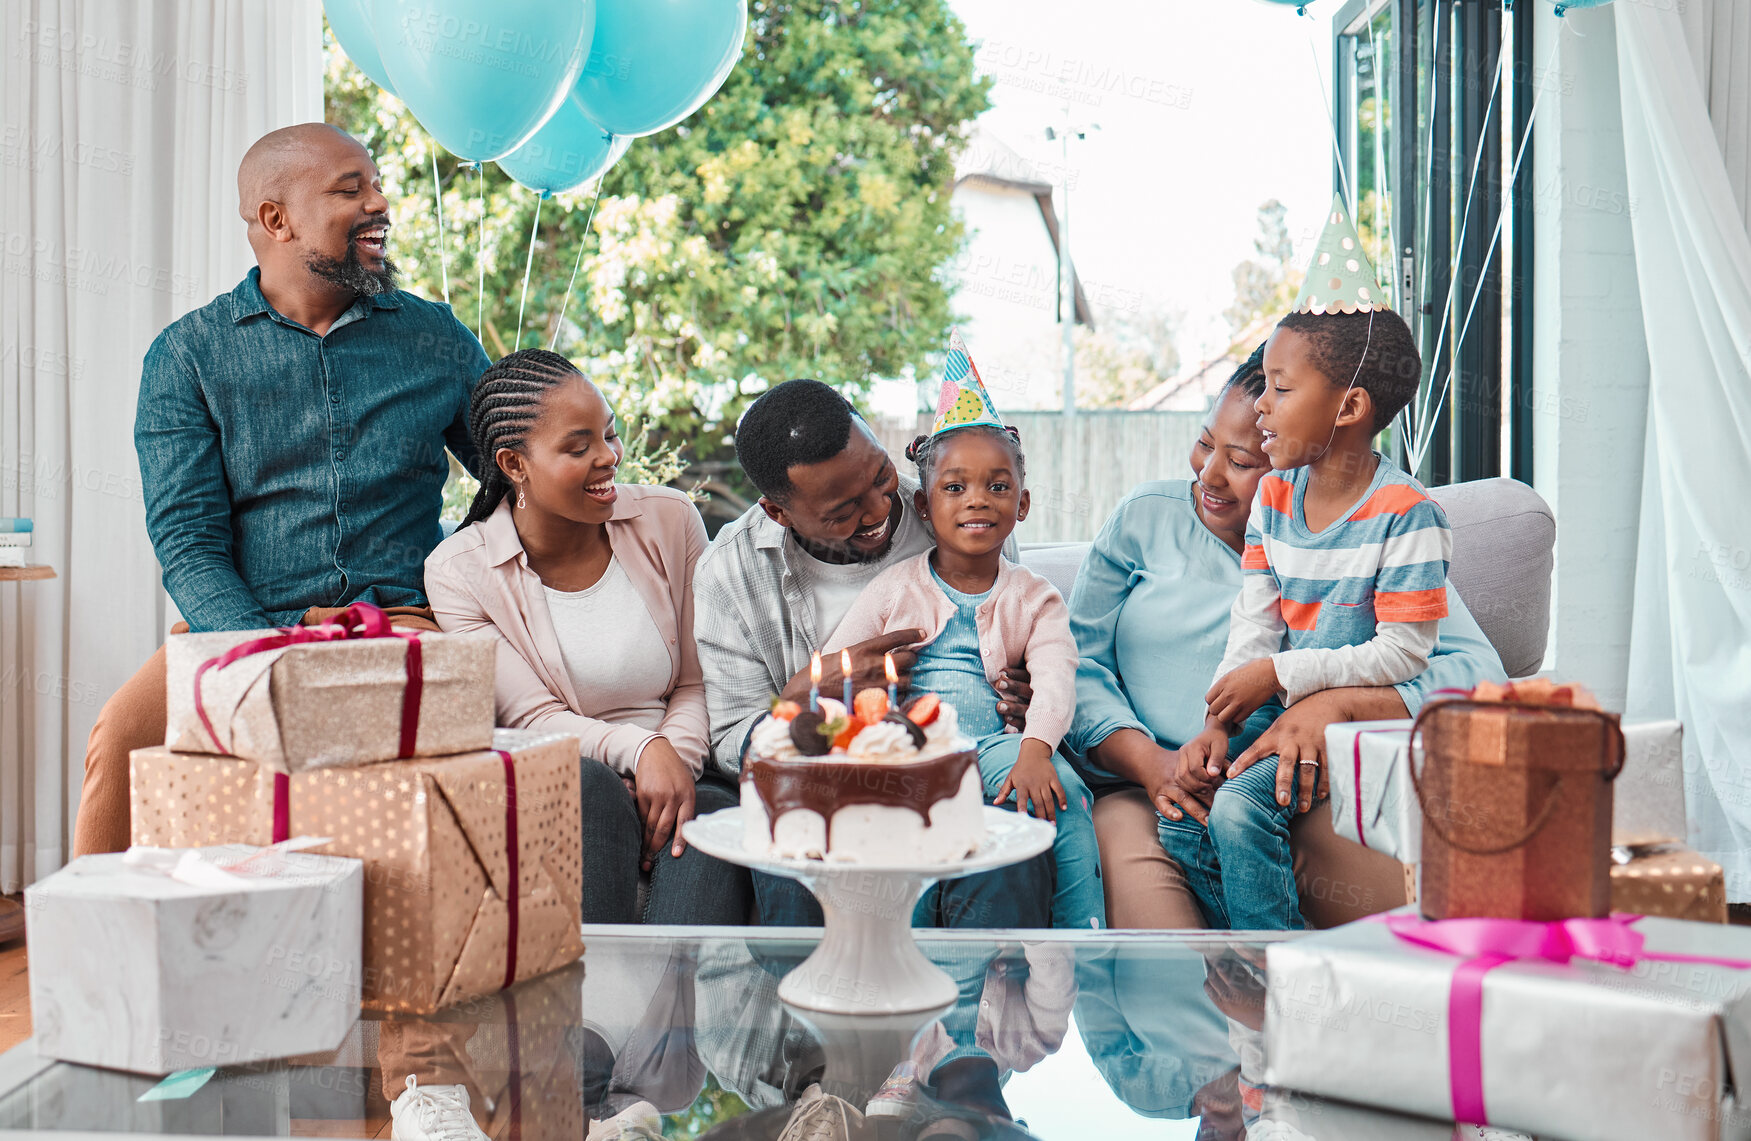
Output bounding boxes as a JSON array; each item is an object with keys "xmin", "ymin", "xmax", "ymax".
[{"xmin": 1063, "ymin": 346, "xmax": 1507, "ymax": 929}]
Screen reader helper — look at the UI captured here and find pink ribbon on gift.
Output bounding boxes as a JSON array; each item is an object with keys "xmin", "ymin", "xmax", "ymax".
[
  {"xmin": 193, "ymin": 601, "xmax": 425, "ymax": 760},
  {"xmin": 1382, "ymin": 913, "xmax": 1751, "ymax": 1125}
]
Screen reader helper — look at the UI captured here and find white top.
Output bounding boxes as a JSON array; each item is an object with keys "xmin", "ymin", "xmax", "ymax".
[
  {"xmin": 544, "ymin": 557, "xmax": 672, "ymax": 762},
  {"xmin": 789, "ymin": 499, "xmax": 931, "ymax": 646}
]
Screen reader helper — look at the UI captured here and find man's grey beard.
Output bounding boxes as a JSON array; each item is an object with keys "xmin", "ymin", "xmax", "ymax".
[{"xmin": 305, "ymin": 244, "xmax": 399, "ymax": 296}]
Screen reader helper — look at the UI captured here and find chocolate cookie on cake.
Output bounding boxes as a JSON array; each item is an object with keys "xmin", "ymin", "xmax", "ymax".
[{"xmin": 740, "ymin": 689, "xmax": 983, "ymax": 863}]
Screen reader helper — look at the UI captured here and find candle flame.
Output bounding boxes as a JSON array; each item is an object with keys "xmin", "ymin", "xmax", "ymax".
[
  {"xmin": 810, "ymin": 651, "xmax": 822, "ymax": 686},
  {"xmin": 885, "ymin": 652, "xmax": 898, "ymax": 685},
  {"xmin": 840, "ymin": 649, "xmax": 853, "ymax": 677}
]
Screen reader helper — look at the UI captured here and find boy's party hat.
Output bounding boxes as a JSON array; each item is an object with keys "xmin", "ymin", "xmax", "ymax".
[
  {"xmin": 1291, "ymin": 194, "xmax": 1390, "ymax": 316},
  {"xmin": 931, "ymin": 329, "xmax": 1005, "ymax": 436}
]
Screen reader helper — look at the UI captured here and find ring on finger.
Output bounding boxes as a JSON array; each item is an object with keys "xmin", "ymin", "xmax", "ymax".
[{"xmin": 1296, "ymin": 760, "xmax": 1320, "ymax": 768}]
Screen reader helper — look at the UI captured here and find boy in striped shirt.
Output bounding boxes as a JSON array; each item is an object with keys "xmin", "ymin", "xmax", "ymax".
[{"xmin": 1162, "ymin": 199, "xmax": 1450, "ymax": 930}]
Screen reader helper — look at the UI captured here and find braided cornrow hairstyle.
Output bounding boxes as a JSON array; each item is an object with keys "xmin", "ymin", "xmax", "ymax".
[
  {"xmin": 460, "ymin": 348, "xmax": 582, "ymax": 527},
  {"xmin": 905, "ymin": 424, "xmax": 1026, "ymax": 491}
]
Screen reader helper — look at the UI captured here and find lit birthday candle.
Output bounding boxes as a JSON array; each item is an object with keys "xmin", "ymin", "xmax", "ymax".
[
  {"xmin": 809, "ymin": 652, "xmax": 822, "ymax": 713},
  {"xmin": 841, "ymin": 649, "xmax": 854, "ymax": 712},
  {"xmin": 885, "ymin": 652, "xmax": 899, "ymax": 708}
]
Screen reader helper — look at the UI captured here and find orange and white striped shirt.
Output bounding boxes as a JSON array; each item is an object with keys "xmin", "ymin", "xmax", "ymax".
[{"xmin": 1216, "ymin": 457, "xmax": 1452, "ymax": 706}]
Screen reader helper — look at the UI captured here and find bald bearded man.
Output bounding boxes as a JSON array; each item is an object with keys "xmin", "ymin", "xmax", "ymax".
[{"xmin": 72, "ymin": 123, "xmax": 490, "ymax": 855}]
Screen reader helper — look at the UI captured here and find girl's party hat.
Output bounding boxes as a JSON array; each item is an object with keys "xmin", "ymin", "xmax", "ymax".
[
  {"xmin": 1292, "ymin": 194, "xmax": 1391, "ymax": 315},
  {"xmin": 931, "ymin": 328, "xmax": 1005, "ymax": 436}
]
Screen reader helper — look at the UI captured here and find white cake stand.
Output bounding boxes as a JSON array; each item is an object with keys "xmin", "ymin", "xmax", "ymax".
[{"xmin": 683, "ymin": 806, "xmax": 1054, "ymax": 1015}]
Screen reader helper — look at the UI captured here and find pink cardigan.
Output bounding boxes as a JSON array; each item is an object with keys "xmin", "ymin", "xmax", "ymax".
[
  {"xmin": 826, "ymin": 552, "xmax": 1078, "ymax": 751},
  {"xmin": 424, "ymin": 486, "xmax": 709, "ymax": 775}
]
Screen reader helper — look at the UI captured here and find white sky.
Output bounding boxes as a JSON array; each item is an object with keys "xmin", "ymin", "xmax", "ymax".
[{"xmin": 951, "ymin": 0, "xmax": 1339, "ymax": 365}]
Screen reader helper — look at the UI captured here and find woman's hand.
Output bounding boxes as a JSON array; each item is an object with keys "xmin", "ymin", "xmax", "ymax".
[
  {"xmin": 1087, "ymin": 727, "xmax": 1211, "ymax": 825},
  {"xmin": 634, "ymin": 737, "xmax": 697, "ymax": 871},
  {"xmin": 995, "ymin": 740, "xmax": 1067, "ymax": 821},
  {"xmin": 995, "ymin": 666, "xmax": 1032, "ymax": 732},
  {"xmin": 1204, "ymin": 657, "xmax": 1281, "ymax": 726},
  {"xmin": 1226, "ymin": 690, "xmax": 1360, "ymax": 812}
]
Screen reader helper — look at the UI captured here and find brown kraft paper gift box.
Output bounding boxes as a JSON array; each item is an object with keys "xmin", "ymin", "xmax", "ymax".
[
  {"xmin": 163, "ymin": 623, "xmax": 496, "ymax": 772},
  {"xmin": 130, "ymin": 729, "xmax": 584, "ymax": 1014},
  {"xmin": 1412, "ymin": 696, "xmax": 1624, "ymax": 921},
  {"xmin": 1610, "ymin": 841, "xmax": 1728, "ymax": 923}
]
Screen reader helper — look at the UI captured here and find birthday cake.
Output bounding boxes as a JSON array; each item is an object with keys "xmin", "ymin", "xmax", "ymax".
[{"xmin": 740, "ymin": 689, "xmax": 984, "ymax": 863}]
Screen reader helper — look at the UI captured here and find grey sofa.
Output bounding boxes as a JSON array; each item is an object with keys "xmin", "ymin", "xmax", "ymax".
[{"xmin": 1018, "ymin": 477, "xmax": 1556, "ymax": 680}]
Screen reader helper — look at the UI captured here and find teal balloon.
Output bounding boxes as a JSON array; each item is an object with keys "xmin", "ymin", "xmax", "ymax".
[
  {"xmin": 326, "ymin": 0, "xmax": 397, "ymax": 93},
  {"xmin": 570, "ymin": 0, "xmax": 746, "ymax": 138},
  {"xmin": 495, "ymin": 99, "xmax": 630, "ymax": 195},
  {"xmin": 369, "ymin": 0, "xmax": 596, "ymax": 162}
]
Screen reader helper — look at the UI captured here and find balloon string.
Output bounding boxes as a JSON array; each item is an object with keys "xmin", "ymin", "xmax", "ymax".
[
  {"xmin": 476, "ymin": 161, "xmax": 486, "ymax": 347},
  {"xmin": 516, "ymin": 193, "xmax": 544, "ymax": 350},
  {"xmin": 1410, "ymin": 20, "xmax": 1564, "ymax": 473},
  {"xmin": 430, "ymin": 140, "xmax": 449, "ymax": 306},
  {"xmin": 1304, "ymin": 12, "xmax": 1355, "ymax": 214},
  {"xmin": 550, "ymin": 177, "xmax": 604, "ymax": 352},
  {"xmin": 1412, "ymin": 46, "xmax": 1505, "ymax": 444}
]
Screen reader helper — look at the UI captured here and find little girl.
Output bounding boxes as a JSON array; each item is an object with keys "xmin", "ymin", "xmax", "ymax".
[{"xmin": 827, "ymin": 337, "xmax": 1101, "ymax": 928}]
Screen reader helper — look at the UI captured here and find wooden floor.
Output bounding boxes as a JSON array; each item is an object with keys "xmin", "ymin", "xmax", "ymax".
[{"xmin": 0, "ymin": 899, "xmax": 28, "ymax": 1055}]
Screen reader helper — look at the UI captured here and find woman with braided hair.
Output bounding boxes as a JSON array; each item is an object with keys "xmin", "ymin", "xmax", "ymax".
[{"xmin": 425, "ymin": 348, "xmax": 751, "ymax": 924}]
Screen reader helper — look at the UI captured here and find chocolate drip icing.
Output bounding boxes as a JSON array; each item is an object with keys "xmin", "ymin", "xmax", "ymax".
[{"xmin": 744, "ymin": 747, "xmax": 979, "ymax": 851}]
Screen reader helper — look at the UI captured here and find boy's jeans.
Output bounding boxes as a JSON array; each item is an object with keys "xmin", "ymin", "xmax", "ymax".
[
  {"xmin": 1156, "ymin": 759, "xmax": 1307, "ymax": 931},
  {"xmin": 977, "ymin": 732, "xmax": 1106, "ymax": 930}
]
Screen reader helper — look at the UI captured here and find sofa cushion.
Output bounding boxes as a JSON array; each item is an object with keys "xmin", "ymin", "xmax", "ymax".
[{"xmin": 1019, "ymin": 477, "xmax": 1554, "ymax": 680}]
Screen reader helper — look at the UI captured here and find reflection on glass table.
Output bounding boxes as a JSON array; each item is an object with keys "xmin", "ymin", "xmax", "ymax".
[{"xmin": 0, "ymin": 928, "xmax": 1536, "ymax": 1140}]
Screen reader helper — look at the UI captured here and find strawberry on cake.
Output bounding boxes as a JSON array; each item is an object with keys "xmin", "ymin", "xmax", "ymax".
[{"xmin": 740, "ymin": 689, "xmax": 984, "ymax": 863}]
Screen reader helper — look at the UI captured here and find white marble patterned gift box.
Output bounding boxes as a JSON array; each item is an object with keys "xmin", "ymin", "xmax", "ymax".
[{"xmin": 25, "ymin": 845, "xmax": 363, "ymax": 1075}]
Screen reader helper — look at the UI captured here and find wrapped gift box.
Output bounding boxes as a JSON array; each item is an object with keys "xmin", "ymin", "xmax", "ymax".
[
  {"xmin": 1328, "ymin": 719, "xmax": 1688, "ymax": 858},
  {"xmin": 131, "ymin": 729, "xmax": 584, "ymax": 1014},
  {"xmin": 1613, "ymin": 842, "xmax": 1728, "ymax": 924},
  {"xmin": 25, "ymin": 845, "xmax": 362, "ymax": 1075},
  {"xmin": 163, "ymin": 621, "xmax": 495, "ymax": 772},
  {"xmin": 1264, "ymin": 909, "xmax": 1751, "ymax": 1141},
  {"xmin": 1327, "ymin": 720, "xmax": 1720, "ymax": 923},
  {"xmin": 1255, "ymin": 1087, "xmax": 1532, "ymax": 1140}
]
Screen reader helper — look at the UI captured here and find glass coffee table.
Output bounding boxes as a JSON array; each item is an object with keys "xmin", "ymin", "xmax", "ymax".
[{"xmin": 0, "ymin": 926, "xmax": 1529, "ymax": 1140}]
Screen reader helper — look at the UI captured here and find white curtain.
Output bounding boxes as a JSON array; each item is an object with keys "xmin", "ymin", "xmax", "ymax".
[
  {"xmin": 1617, "ymin": 0, "xmax": 1751, "ymax": 899},
  {"xmin": 1, "ymin": 0, "xmax": 321, "ymax": 891}
]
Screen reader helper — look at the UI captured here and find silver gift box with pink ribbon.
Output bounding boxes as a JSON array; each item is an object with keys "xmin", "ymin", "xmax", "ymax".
[
  {"xmin": 163, "ymin": 605, "xmax": 495, "ymax": 773},
  {"xmin": 1264, "ymin": 908, "xmax": 1751, "ymax": 1141}
]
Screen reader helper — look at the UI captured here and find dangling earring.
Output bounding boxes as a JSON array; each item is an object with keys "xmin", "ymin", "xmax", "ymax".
[{"xmin": 516, "ymin": 485, "xmax": 526, "ymax": 510}]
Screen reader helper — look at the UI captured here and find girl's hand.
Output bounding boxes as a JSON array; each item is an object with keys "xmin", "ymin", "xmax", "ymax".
[
  {"xmin": 995, "ymin": 741, "xmax": 1068, "ymax": 822},
  {"xmin": 634, "ymin": 737, "xmax": 697, "ymax": 870},
  {"xmin": 1205, "ymin": 658, "xmax": 1280, "ymax": 726}
]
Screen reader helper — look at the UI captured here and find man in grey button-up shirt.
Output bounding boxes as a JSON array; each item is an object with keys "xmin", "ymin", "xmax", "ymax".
[{"xmin": 694, "ymin": 379, "xmax": 1049, "ymax": 928}]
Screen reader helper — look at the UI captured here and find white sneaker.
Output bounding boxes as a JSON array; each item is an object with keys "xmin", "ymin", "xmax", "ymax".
[{"xmin": 390, "ymin": 1075, "xmax": 489, "ymax": 1141}]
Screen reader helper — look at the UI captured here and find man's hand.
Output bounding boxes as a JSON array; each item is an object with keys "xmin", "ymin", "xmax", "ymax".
[
  {"xmin": 995, "ymin": 740, "xmax": 1067, "ymax": 822},
  {"xmin": 1205, "ymin": 657, "xmax": 1281, "ymax": 727},
  {"xmin": 634, "ymin": 737, "xmax": 697, "ymax": 871},
  {"xmin": 779, "ymin": 629, "xmax": 923, "ymax": 705},
  {"xmin": 995, "ymin": 665, "xmax": 1032, "ymax": 732}
]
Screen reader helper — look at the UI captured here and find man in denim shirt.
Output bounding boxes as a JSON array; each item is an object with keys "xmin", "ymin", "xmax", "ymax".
[{"xmin": 73, "ymin": 124, "xmax": 489, "ymax": 855}]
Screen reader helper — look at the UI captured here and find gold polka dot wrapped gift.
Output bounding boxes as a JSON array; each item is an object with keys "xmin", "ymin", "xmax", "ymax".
[{"xmin": 129, "ymin": 728, "xmax": 584, "ymax": 1014}]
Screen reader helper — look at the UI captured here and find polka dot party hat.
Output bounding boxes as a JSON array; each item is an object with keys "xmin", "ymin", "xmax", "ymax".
[
  {"xmin": 931, "ymin": 328, "xmax": 1006, "ymax": 437},
  {"xmin": 1292, "ymin": 194, "xmax": 1390, "ymax": 315}
]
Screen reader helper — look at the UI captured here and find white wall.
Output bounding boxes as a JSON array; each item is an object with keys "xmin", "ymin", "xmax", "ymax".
[
  {"xmin": 1530, "ymin": 5, "xmax": 1650, "ymax": 711},
  {"xmin": 945, "ymin": 182, "xmax": 1066, "ymax": 411}
]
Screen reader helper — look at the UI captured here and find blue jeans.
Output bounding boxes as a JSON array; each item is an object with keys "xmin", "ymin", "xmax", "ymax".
[
  {"xmin": 977, "ymin": 733, "xmax": 1105, "ymax": 930},
  {"xmin": 1156, "ymin": 758, "xmax": 1305, "ymax": 931}
]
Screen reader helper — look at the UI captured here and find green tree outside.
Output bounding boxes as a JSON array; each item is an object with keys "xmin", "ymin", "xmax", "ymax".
[{"xmin": 324, "ymin": 0, "xmax": 991, "ymax": 527}]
